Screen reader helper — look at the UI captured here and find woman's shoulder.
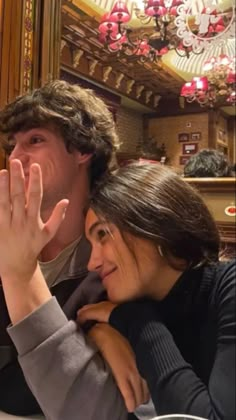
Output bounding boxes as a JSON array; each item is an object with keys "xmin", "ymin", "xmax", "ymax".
[
  {"xmin": 216, "ymin": 259, "xmax": 235, "ymax": 282},
  {"xmin": 210, "ymin": 259, "xmax": 236, "ymax": 307}
]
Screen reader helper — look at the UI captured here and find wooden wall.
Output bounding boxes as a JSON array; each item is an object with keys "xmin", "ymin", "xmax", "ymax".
[
  {"xmin": 147, "ymin": 112, "xmax": 209, "ymax": 170},
  {"xmin": 146, "ymin": 110, "xmax": 233, "ymax": 171}
]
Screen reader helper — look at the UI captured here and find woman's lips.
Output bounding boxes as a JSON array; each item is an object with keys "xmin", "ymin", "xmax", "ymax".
[{"xmin": 101, "ymin": 268, "xmax": 117, "ymax": 282}]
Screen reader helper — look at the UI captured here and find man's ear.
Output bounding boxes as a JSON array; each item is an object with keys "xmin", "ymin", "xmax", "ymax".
[{"xmin": 77, "ymin": 152, "xmax": 93, "ymax": 165}]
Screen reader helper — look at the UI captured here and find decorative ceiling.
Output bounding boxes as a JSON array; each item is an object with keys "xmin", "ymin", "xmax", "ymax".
[{"xmin": 61, "ymin": 0, "xmax": 235, "ymax": 113}]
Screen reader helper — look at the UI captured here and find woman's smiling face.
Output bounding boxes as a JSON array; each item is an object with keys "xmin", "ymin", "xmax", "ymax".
[{"xmin": 85, "ymin": 208, "xmax": 160, "ymax": 303}]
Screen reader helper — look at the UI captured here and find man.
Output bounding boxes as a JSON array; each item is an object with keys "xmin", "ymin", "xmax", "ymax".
[
  {"xmin": 183, "ymin": 149, "xmax": 233, "ymax": 178},
  {"xmin": 0, "ymin": 80, "xmax": 147, "ymax": 419}
]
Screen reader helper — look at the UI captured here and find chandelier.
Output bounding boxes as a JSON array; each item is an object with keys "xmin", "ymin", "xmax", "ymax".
[
  {"xmin": 98, "ymin": 0, "xmax": 233, "ymax": 62},
  {"xmin": 98, "ymin": 0, "xmax": 199, "ymax": 62},
  {"xmin": 180, "ymin": 53, "xmax": 236, "ymax": 107}
]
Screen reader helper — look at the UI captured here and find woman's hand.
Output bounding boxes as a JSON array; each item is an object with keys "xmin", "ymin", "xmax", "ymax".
[
  {"xmin": 78, "ymin": 302, "xmax": 150, "ymax": 411},
  {"xmin": 0, "ymin": 159, "xmax": 68, "ymax": 282},
  {"xmin": 77, "ymin": 301, "xmax": 117, "ymax": 324},
  {"xmin": 87, "ymin": 323, "xmax": 149, "ymax": 413}
]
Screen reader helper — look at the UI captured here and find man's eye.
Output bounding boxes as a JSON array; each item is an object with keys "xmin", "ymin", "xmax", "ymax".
[{"xmin": 30, "ymin": 137, "xmax": 43, "ymax": 144}]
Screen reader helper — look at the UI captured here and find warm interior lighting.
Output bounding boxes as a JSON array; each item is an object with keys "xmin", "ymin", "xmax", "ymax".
[
  {"xmin": 180, "ymin": 54, "xmax": 236, "ymax": 107},
  {"xmin": 98, "ymin": 0, "xmax": 233, "ymax": 62}
]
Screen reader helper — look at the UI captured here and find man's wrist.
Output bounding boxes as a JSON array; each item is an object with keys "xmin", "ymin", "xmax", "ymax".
[{"xmin": 0, "ymin": 262, "xmax": 38, "ymax": 286}]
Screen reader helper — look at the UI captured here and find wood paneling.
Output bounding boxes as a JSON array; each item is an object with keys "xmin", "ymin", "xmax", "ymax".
[
  {"xmin": 40, "ymin": 0, "xmax": 61, "ymax": 84},
  {"xmin": 147, "ymin": 113, "xmax": 209, "ymax": 169}
]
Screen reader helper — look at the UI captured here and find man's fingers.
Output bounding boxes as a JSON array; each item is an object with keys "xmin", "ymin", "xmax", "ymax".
[
  {"xmin": 27, "ymin": 163, "xmax": 43, "ymax": 220},
  {"xmin": 0, "ymin": 170, "xmax": 11, "ymax": 226},
  {"xmin": 10, "ymin": 160, "xmax": 26, "ymax": 224},
  {"xmin": 43, "ymin": 199, "xmax": 69, "ymax": 242}
]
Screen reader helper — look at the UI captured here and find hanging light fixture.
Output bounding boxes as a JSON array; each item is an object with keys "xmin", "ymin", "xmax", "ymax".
[
  {"xmin": 98, "ymin": 0, "xmax": 198, "ymax": 62},
  {"xmin": 180, "ymin": 53, "xmax": 236, "ymax": 107},
  {"xmin": 98, "ymin": 0, "xmax": 233, "ymax": 62}
]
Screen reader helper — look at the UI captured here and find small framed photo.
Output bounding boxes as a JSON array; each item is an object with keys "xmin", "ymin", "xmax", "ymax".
[
  {"xmin": 178, "ymin": 132, "xmax": 190, "ymax": 142},
  {"xmin": 191, "ymin": 132, "xmax": 201, "ymax": 141},
  {"xmin": 179, "ymin": 155, "xmax": 191, "ymax": 165},
  {"xmin": 182, "ymin": 143, "xmax": 198, "ymax": 155}
]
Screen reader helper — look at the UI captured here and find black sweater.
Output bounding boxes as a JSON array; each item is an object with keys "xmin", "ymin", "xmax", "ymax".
[{"xmin": 109, "ymin": 260, "xmax": 236, "ymax": 420}]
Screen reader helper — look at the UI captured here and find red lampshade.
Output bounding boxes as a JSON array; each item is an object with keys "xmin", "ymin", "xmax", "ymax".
[
  {"xmin": 194, "ymin": 76, "xmax": 208, "ymax": 91},
  {"xmin": 169, "ymin": 6, "xmax": 178, "ymax": 16},
  {"xmin": 170, "ymin": 0, "xmax": 183, "ymax": 6},
  {"xmin": 147, "ymin": 0, "xmax": 165, "ymax": 5},
  {"xmin": 145, "ymin": 4, "xmax": 167, "ymax": 16},
  {"xmin": 109, "ymin": 34, "xmax": 127, "ymax": 51},
  {"xmin": 99, "ymin": 13, "xmax": 118, "ymax": 34},
  {"xmin": 145, "ymin": 0, "xmax": 166, "ymax": 16},
  {"xmin": 135, "ymin": 40, "xmax": 151, "ymax": 56},
  {"xmin": 158, "ymin": 46, "xmax": 169, "ymax": 55},
  {"xmin": 110, "ymin": 1, "xmax": 131, "ymax": 23},
  {"xmin": 226, "ymin": 72, "xmax": 236, "ymax": 84},
  {"xmin": 181, "ymin": 81, "xmax": 194, "ymax": 96}
]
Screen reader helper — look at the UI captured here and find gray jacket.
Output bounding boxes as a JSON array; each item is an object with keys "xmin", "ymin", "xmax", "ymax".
[
  {"xmin": 8, "ymin": 298, "xmax": 127, "ymax": 420},
  {"xmin": 2, "ymin": 237, "xmax": 127, "ymax": 420}
]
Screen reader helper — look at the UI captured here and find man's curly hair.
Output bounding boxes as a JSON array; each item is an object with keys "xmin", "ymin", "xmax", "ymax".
[{"xmin": 0, "ymin": 80, "xmax": 120, "ymax": 186}]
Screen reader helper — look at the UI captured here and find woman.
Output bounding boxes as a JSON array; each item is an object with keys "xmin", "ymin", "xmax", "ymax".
[{"xmin": 77, "ymin": 162, "xmax": 235, "ymax": 420}]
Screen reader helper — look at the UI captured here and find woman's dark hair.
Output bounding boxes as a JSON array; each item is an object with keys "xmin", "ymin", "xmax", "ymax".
[{"xmin": 90, "ymin": 163, "xmax": 220, "ymax": 269}]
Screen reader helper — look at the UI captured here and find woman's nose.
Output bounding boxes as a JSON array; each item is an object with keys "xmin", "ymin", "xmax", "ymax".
[{"xmin": 87, "ymin": 246, "xmax": 103, "ymax": 273}]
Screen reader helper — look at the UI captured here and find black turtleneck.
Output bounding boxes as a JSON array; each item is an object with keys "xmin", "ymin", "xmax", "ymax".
[{"xmin": 109, "ymin": 260, "xmax": 236, "ymax": 420}]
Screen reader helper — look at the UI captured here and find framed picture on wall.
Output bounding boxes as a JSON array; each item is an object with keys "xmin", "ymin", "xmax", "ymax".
[
  {"xmin": 182, "ymin": 143, "xmax": 198, "ymax": 155},
  {"xmin": 178, "ymin": 132, "xmax": 190, "ymax": 142},
  {"xmin": 179, "ymin": 155, "xmax": 191, "ymax": 165},
  {"xmin": 191, "ymin": 132, "xmax": 201, "ymax": 141}
]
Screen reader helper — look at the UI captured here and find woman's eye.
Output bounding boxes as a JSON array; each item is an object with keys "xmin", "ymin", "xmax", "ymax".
[{"xmin": 97, "ymin": 229, "xmax": 108, "ymax": 241}]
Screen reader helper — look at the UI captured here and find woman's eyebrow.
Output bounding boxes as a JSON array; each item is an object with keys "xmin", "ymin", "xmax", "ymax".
[{"xmin": 88, "ymin": 221, "xmax": 104, "ymax": 236}]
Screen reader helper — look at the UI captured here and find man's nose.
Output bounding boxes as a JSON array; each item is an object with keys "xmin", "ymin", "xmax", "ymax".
[
  {"xmin": 9, "ymin": 144, "xmax": 28, "ymax": 164},
  {"xmin": 87, "ymin": 246, "xmax": 103, "ymax": 273}
]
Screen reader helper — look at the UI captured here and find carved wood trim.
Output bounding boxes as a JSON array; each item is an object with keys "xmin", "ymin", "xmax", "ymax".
[{"xmin": 40, "ymin": 0, "xmax": 61, "ymax": 84}]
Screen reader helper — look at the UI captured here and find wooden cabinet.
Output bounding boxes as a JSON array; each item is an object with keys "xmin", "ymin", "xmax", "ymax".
[{"xmin": 185, "ymin": 177, "xmax": 236, "ymax": 256}]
